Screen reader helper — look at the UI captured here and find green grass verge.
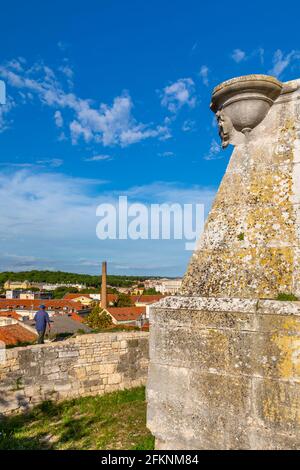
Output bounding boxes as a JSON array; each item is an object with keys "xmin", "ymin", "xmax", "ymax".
[
  {"xmin": 0, "ymin": 386, "xmax": 154, "ymax": 450},
  {"xmin": 276, "ymin": 293, "xmax": 298, "ymax": 301}
]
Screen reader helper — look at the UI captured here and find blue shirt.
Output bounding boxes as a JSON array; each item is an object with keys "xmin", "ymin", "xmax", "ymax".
[{"xmin": 34, "ymin": 310, "xmax": 50, "ymax": 332}]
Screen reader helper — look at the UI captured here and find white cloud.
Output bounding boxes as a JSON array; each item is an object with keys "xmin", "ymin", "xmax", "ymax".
[
  {"xmin": 58, "ymin": 62, "xmax": 74, "ymax": 88},
  {"xmin": 231, "ymin": 49, "xmax": 246, "ymax": 63},
  {"xmin": 229, "ymin": 47, "xmax": 300, "ymax": 77},
  {"xmin": 269, "ymin": 49, "xmax": 300, "ymax": 78},
  {"xmin": 0, "ymin": 79, "xmax": 5, "ymax": 104},
  {"xmin": 57, "ymin": 41, "xmax": 69, "ymax": 52},
  {"xmin": 0, "ymin": 58, "xmax": 170, "ymax": 147},
  {"xmin": 0, "ymin": 169, "xmax": 106, "ymax": 243},
  {"xmin": 161, "ymin": 78, "xmax": 196, "ymax": 113},
  {"xmin": 0, "ymin": 96, "xmax": 15, "ymax": 132},
  {"xmin": 190, "ymin": 42, "xmax": 198, "ymax": 54},
  {"xmin": 204, "ymin": 139, "xmax": 222, "ymax": 161},
  {"xmin": 0, "ymin": 253, "xmax": 42, "ymax": 270},
  {"xmin": 199, "ymin": 65, "xmax": 209, "ymax": 86},
  {"xmin": 70, "ymin": 94, "xmax": 170, "ymax": 146},
  {"xmin": 0, "ymin": 168, "xmax": 113, "ymax": 273},
  {"xmin": 36, "ymin": 158, "xmax": 64, "ymax": 168},
  {"xmin": 0, "ymin": 168, "xmax": 216, "ymax": 273},
  {"xmin": 158, "ymin": 151, "xmax": 175, "ymax": 157},
  {"xmin": 124, "ymin": 181, "xmax": 215, "ymax": 211},
  {"xmin": 182, "ymin": 119, "xmax": 196, "ymax": 132},
  {"xmin": 0, "ymin": 162, "xmax": 35, "ymax": 168},
  {"xmin": 54, "ymin": 110, "xmax": 64, "ymax": 128},
  {"xmin": 78, "ymin": 259, "xmax": 101, "ymax": 267},
  {"xmin": 257, "ymin": 47, "xmax": 265, "ymax": 65},
  {"xmin": 59, "ymin": 63, "xmax": 73, "ymax": 80},
  {"xmin": 85, "ymin": 154, "xmax": 112, "ymax": 162},
  {"xmin": 0, "ymin": 158, "xmax": 63, "ymax": 169}
]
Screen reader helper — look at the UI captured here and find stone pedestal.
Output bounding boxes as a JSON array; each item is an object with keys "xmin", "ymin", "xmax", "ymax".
[
  {"xmin": 147, "ymin": 297, "xmax": 300, "ymax": 449},
  {"xmin": 147, "ymin": 76, "xmax": 300, "ymax": 449}
]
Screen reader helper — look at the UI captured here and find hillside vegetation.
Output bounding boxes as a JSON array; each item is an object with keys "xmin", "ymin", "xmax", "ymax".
[{"xmin": 0, "ymin": 270, "xmax": 150, "ymax": 288}]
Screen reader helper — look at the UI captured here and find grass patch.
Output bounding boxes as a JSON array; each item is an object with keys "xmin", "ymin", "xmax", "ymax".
[
  {"xmin": 276, "ymin": 293, "xmax": 298, "ymax": 301},
  {"xmin": 0, "ymin": 386, "xmax": 154, "ymax": 450}
]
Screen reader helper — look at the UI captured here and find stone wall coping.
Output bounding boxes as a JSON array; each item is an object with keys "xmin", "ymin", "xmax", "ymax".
[
  {"xmin": 256, "ymin": 300, "xmax": 300, "ymax": 315},
  {"xmin": 3, "ymin": 331, "xmax": 149, "ymax": 359},
  {"xmin": 150, "ymin": 296, "xmax": 300, "ymax": 316}
]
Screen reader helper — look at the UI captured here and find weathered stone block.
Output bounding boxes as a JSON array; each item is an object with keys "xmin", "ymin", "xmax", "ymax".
[
  {"xmin": 58, "ymin": 350, "xmax": 79, "ymax": 358},
  {"xmin": 108, "ymin": 373, "xmax": 121, "ymax": 385},
  {"xmin": 147, "ymin": 297, "xmax": 300, "ymax": 449}
]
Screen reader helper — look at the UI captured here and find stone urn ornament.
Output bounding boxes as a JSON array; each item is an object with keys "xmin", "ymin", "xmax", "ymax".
[{"xmin": 210, "ymin": 74, "xmax": 283, "ymax": 147}]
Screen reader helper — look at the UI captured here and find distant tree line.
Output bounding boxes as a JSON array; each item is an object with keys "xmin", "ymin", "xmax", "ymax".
[{"xmin": 0, "ymin": 270, "xmax": 150, "ymax": 288}]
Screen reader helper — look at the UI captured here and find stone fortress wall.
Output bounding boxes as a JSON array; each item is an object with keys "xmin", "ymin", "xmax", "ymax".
[
  {"xmin": 0, "ymin": 331, "xmax": 149, "ymax": 415},
  {"xmin": 182, "ymin": 77, "xmax": 300, "ymax": 299},
  {"xmin": 147, "ymin": 76, "xmax": 300, "ymax": 449}
]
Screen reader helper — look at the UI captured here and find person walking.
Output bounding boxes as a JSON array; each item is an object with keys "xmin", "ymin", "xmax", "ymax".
[{"xmin": 34, "ymin": 304, "xmax": 51, "ymax": 344}]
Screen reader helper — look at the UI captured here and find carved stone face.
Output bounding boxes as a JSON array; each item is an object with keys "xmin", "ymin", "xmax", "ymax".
[{"xmin": 216, "ymin": 110, "xmax": 233, "ymax": 148}]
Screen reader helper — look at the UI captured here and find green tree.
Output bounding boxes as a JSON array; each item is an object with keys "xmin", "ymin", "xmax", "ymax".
[
  {"xmin": 86, "ymin": 305, "xmax": 113, "ymax": 330},
  {"xmin": 114, "ymin": 293, "xmax": 132, "ymax": 307},
  {"xmin": 79, "ymin": 288, "xmax": 97, "ymax": 294},
  {"xmin": 52, "ymin": 287, "xmax": 79, "ymax": 299},
  {"xmin": 143, "ymin": 288, "xmax": 159, "ymax": 295},
  {"xmin": 107, "ymin": 287, "xmax": 118, "ymax": 294}
]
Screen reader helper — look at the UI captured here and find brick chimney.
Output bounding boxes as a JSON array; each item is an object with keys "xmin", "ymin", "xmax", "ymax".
[{"xmin": 101, "ymin": 261, "xmax": 107, "ymax": 309}]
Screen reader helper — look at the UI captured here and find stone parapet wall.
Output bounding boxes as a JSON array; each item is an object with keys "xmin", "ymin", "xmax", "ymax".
[
  {"xmin": 147, "ymin": 297, "xmax": 300, "ymax": 449},
  {"xmin": 0, "ymin": 331, "xmax": 149, "ymax": 415}
]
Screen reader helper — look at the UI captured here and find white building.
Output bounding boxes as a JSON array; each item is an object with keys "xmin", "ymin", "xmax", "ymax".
[
  {"xmin": 19, "ymin": 291, "xmax": 52, "ymax": 300},
  {"xmin": 6, "ymin": 290, "xmax": 52, "ymax": 300},
  {"xmin": 5, "ymin": 290, "xmax": 22, "ymax": 299},
  {"xmin": 41, "ymin": 283, "xmax": 87, "ymax": 291},
  {"xmin": 89, "ymin": 293, "xmax": 101, "ymax": 301},
  {"xmin": 154, "ymin": 278, "xmax": 182, "ymax": 295}
]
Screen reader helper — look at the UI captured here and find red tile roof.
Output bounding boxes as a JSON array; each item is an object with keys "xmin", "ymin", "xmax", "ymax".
[
  {"xmin": 106, "ymin": 306, "xmax": 146, "ymax": 322},
  {"xmin": 69, "ymin": 312, "xmax": 86, "ymax": 323},
  {"xmin": 66, "ymin": 293, "xmax": 118, "ymax": 302},
  {"xmin": 0, "ymin": 324, "xmax": 37, "ymax": 346},
  {"xmin": 106, "ymin": 294, "xmax": 119, "ymax": 303},
  {"xmin": 63, "ymin": 293, "xmax": 92, "ymax": 300},
  {"xmin": 129, "ymin": 295, "xmax": 140, "ymax": 304},
  {"xmin": 0, "ymin": 299, "xmax": 84, "ymax": 312},
  {"xmin": 0, "ymin": 310, "xmax": 22, "ymax": 320}
]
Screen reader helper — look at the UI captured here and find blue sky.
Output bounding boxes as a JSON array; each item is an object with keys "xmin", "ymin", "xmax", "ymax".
[{"xmin": 0, "ymin": 0, "xmax": 300, "ymax": 276}]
